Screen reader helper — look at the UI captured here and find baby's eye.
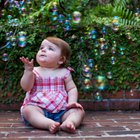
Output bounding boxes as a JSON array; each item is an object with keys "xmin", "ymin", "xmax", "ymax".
[
  {"xmin": 40, "ymin": 46, "xmax": 44, "ymax": 50},
  {"xmin": 48, "ymin": 47, "xmax": 54, "ymax": 51}
]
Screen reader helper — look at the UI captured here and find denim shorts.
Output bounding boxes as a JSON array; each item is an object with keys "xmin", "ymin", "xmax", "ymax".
[{"xmin": 21, "ymin": 109, "xmax": 66, "ymax": 126}]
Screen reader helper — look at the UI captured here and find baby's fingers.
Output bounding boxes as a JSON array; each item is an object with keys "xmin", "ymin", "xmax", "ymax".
[
  {"xmin": 20, "ymin": 56, "xmax": 28, "ymax": 63},
  {"xmin": 28, "ymin": 59, "xmax": 34, "ymax": 67},
  {"xmin": 20, "ymin": 57, "xmax": 33, "ymax": 64}
]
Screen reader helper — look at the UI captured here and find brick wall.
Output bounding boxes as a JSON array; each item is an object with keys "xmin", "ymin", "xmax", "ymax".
[{"xmin": 0, "ymin": 90, "xmax": 140, "ymax": 111}]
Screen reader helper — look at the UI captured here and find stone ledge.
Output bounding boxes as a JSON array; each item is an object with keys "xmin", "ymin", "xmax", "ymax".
[
  {"xmin": 0, "ymin": 99, "xmax": 139, "ymax": 111},
  {"xmin": 80, "ymin": 99, "xmax": 140, "ymax": 111}
]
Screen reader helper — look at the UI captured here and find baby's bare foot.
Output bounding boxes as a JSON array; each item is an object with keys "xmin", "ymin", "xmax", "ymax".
[
  {"xmin": 60, "ymin": 121, "xmax": 76, "ymax": 133},
  {"xmin": 49, "ymin": 122, "xmax": 60, "ymax": 134}
]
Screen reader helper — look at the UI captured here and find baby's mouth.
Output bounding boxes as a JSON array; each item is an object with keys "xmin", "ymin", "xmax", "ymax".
[{"xmin": 40, "ymin": 54, "xmax": 47, "ymax": 57}]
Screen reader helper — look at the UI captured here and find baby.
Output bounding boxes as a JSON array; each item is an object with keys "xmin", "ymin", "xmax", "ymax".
[{"xmin": 20, "ymin": 36, "xmax": 85, "ymax": 133}]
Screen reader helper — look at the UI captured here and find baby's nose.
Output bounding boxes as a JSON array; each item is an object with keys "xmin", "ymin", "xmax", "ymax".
[{"xmin": 41, "ymin": 48, "xmax": 46, "ymax": 52}]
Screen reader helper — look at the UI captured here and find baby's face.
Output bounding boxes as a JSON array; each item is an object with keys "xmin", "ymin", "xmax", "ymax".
[{"xmin": 36, "ymin": 39, "xmax": 63, "ymax": 68}]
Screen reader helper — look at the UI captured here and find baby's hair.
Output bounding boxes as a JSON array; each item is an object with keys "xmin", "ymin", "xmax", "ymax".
[{"xmin": 46, "ymin": 37, "xmax": 71, "ymax": 67}]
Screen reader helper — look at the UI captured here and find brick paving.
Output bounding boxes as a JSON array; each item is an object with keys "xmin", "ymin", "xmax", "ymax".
[{"xmin": 0, "ymin": 111, "xmax": 140, "ymax": 140}]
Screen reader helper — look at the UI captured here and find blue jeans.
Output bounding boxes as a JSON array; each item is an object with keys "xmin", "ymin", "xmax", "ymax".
[{"xmin": 21, "ymin": 109, "xmax": 66, "ymax": 126}]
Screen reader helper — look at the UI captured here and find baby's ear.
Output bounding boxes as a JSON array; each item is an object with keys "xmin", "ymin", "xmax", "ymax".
[{"xmin": 58, "ymin": 56, "xmax": 66, "ymax": 64}]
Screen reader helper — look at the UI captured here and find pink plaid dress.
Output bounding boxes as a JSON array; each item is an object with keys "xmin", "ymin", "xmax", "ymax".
[{"xmin": 21, "ymin": 68, "xmax": 72, "ymax": 113}]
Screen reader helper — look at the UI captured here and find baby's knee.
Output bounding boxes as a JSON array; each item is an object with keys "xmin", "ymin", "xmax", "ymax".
[
  {"xmin": 79, "ymin": 108, "xmax": 85, "ymax": 119},
  {"xmin": 22, "ymin": 106, "xmax": 32, "ymax": 117},
  {"xmin": 74, "ymin": 108, "xmax": 85, "ymax": 118}
]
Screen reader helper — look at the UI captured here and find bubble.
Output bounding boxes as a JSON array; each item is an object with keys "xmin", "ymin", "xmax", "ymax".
[
  {"xmin": 83, "ymin": 65, "xmax": 91, "ymax": 78},
  {"xmin": 84, "ymin": 78, "xmax": 92, "ymax": 91},
  {"xmin": 52, "ymin": 11, "xmax": 58, "ymax": 21},
  {"xmin": 95, "ymin": 75, "xmax": 108, "ymax": 90},
  {"xmin": 119, "ymin": 47, "xmax": 125, "ymax": 56},
  {"xmin": 107, "ymin": 72, "xmax": 112, "ymax": 79},
  {"xmin": 102, "ymin": 26, "xmax": 107, "ymax": 35},
  {"xmin": 93, "ymin": 49, "xmax": 98, "ymax": 56},
  {"xmin": 130, "ymin": 89, "xmax": 135, "ymax": 97},
  {"xmin": 18, "ymin": 31, "xmax": 27, "ymax": 47},
  {"xmin": 7, "ymin": 14, "xmax": 12, "ymax": 20},
  {"xmin": 135, "ymin": 8, "xmax": 140, "ymax": 16},
  {"xmin": 87, "ymin": 59, "xmax": 94, "ymax": 68},
  {"xmin": 112, "ymin": 16, "xmax": 119, "ymax": 31},
  {"xmin": 64, "ymin": 20, "xmax": 70, "ymax": 31},
  {"xmin": 94, "ymin": 65, "xmax": 98, "ymax": 71},
  {"xmin": 67, "ymin": 14, "xmax": 72, "ymax": 20},
  {"xmin": 6, "ymin": 42, "xmax": 11, "ymax": 49},
  {"xmin": 27, "ymin": 0, "xmax": 31, "ymax": 4},
  {"xmin": 94, "ymin": 92, "xmax": 103, "ymax": 102},
  {"xmin": 10, "ymin": 36, "xmax": 16, "ymax": 46},
  {"xmin": 58, "ymin": 14, "xmax": 65, "ymax": 23},
  {"xmin": 72, "ymin": 11, "xmax": 81, "ymax": 24},
  {"xmin": 84, "ymin": 78, "xmax": 91, "ymax": 85},
  {"xmin": 52, "ymin": 2, "xmax": 58, "ymax": 21},
  {"xmin": 111, "ymin": 56, "xmax": 116, "ymax": 64},
  {"xmin": 111, "ymin": 47, "xmax": 116, "ymax": 54},
  {"xmin": 89, "ymin": 29, "xmax": 96, "ymax": 39},
  {"xmin": 12, "ymin": 18, "xmax": 19, "ymax": 27},
  {"xmin": 84, "ymin": 85, "xmax": 92, "ymax": 91},
  {"xmin": 2, "ymin": 53, "xmax": 8, "ymax": 61},
  {"xmin": 29, "ymin": 16, "xmax": 34, "ymax": 24}
]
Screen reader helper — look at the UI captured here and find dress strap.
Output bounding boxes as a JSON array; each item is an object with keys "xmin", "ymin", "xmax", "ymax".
[
  {"xmin": 33, "ymin": 69, "xmax": 41, "ymax": 78},
  {"xmin": 64, "ymin": 67, "xmax": 74, "ymax": 79},
  {"xmin": 67, "ymin": 67, "xmax": 74, "ymax": 72}
]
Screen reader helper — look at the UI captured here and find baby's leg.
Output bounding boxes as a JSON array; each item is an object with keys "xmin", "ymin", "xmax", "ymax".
[
  {"xmin": 22, "ymin": 105, "xmax": 60, "ymax": 133},
  {"xmin": 60, "ymin": 108, "xmax": 85, "ymax": 133}
]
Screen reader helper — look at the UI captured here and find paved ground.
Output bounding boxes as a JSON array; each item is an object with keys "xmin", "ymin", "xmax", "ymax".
[{"xmin": 0, "ymin": 111, "xmax": 140, "ymax": 140}]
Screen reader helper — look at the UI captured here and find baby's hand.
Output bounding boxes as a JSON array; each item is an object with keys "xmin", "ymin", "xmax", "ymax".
[
  {"xmin": 66, "ymin": 102, "xmax": 83, "ymax": 110},
  {"xmin": 20, "ymin": 56, "xmax": 34, "ymax": 71}
]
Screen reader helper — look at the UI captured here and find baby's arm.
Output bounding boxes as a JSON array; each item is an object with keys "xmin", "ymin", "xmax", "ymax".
[
  {"xmin": 20, "ymin": 57, "xmax": 35, "ymax": 91},
  {"xmin": 65, "ymin": 74, "xmax": 83, "ymax": 110}
]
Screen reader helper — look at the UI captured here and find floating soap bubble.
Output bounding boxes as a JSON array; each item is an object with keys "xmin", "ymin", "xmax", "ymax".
[
  {"xmin": 72, "ymin": 11, "xmax": 81, "ymax": 24},
  {"xmin": 126, "ymin": 32, "xmax": 131, "ymax": 40},
  {"xmin": 6, "ymin": 31, "xmax": 13, "ymax": 42},
  {"xmin": 111, "ymin": 56, "xmax": 116, "ymax": 64},
  {"xmin": 94, "ymin": 65, "xmax": 98, "ymax": 71},
  {"xmin": 112, "ymin": 16, "xmax": 119, "ymax": 31},
  {"xmin": 1, "ymin": 9, "xmax": 6, "ymax": 17},
  {"xmin": 41, "ymin": 0, "xmax": 46, "ymax": 7},
  {"xmin": 52, "ymin": 11, "xmax": 58, "ymax": 21},
  {"xmin": 102, "ymin": 26, "xmax": 107, "ymax": 35},
  {"xmin": 67, "ymin": 14, "xmax": 72, "ymax": 20},
  {"xmin": 6, "ymin": 42, "xmax": 11, "ymax": 49},
  {"xmin": 111, "ymin": 41, "xmax": 117, "ymax": 54},
  {"xmin": 2, "ymin": 53, "xmax": 8, "ymax": 61},
  {"xmin": 52, "ymin": 2, "xmax": 58, "ymax": 21},
  {"xmin": 87, "ymin": 59, "xmax": 94, "ymax": 68},
  {"xmin": 84, "ymin": 78, "xmax": 92, "ymax": 91},
  {"xmin": 58, "ymin": 14, "xmax": 65, "ymax": 23},
  {"xmin": 89, "ymin": 29, "xmax": 97, "ymax": 39},
  {"xmin": 93, "ymin": 49, "xmax": 98, "ymax": 56},
  {"xmin": 95, "ymin": 75, "xmax": 108, "ymax": 90},
  {"xmin": 94, "ymin": 92, "xmax": 103, "ymax": 102},
  {"xmin": 12, "ymin": 18, "xmax": 19, "ymax": 27},
  {"xmin": 7, "ymin": 14, "xmax": 12, "ymax": 20},
  {"xmin": 29, "ymin": 8, "xmax": 33, "ymax": 14},
  {"xmin": 83, "ymin": 65, "xmax": 91, "ymax": 78},
  {"xmin": 135, "ymin": 8, "xmax": 140, "ymax": 16},
  {"xmin": 10, "ymin": 36, "xmax": 16, "ymax": 46},
  {"xmin": 95, "ymin": 41, "xmax": 99, "ymax": 48},
  {"xmin": 18, "ymin": 31, "xmax": 26, "ymax": 47},
  {"xmin": 64, "ymin": 20, "xmax": 70, "ymax": 31},
  {"xmin": 27, "ymin": 0, "xmax": 31, "ymax": 4},
  {"xmin": 29, "ymin": 16, "xmax": 34, "ymax": 24},
  {"xmin": 119, "ymin": 47, "xmax": 125, "ymax": 56},
  {"xmin": 107, "ymin": 72, "xmax": 112, "ymax": 79}
]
